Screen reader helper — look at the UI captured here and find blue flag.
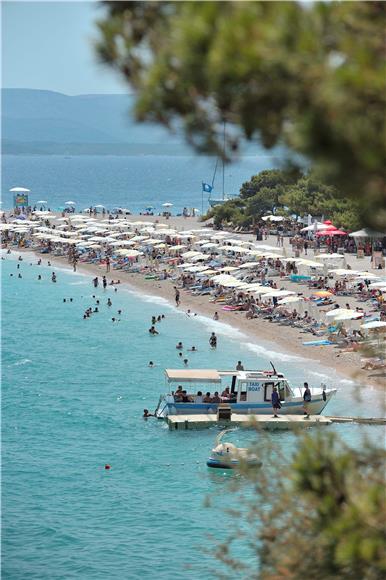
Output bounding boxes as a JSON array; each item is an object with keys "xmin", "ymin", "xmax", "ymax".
[{"xmin": 202, "ymin": 182, "xmax": 213, "ymax": 193}]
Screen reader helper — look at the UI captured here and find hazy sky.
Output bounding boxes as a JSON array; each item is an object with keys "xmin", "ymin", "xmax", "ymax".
[{"xmin": 2, "ymin": 1, "xmax": 128, "ymax": 94}]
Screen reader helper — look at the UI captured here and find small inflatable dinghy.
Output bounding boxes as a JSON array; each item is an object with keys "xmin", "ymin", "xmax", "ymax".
[{"xmin": 206, "ymin": 429, "xmax": 261, "ymax": 469}]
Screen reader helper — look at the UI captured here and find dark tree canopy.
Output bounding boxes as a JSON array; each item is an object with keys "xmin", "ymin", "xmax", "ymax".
[{"xmin": 96, "ymin": 1, "xmax": 386, "ymax": 229}]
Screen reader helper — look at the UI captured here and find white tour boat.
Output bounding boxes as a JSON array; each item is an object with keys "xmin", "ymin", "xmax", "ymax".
[{"xmin": 154, "ymin": 367, "xmax": 336, "ymax": 419}]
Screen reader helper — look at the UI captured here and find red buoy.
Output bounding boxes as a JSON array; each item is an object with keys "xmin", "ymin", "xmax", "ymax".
[{"xmin": 105, "ymin": 464, "xmax": 111, "ymax": 470}]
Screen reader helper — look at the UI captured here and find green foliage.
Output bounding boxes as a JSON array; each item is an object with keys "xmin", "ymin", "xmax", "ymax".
[
  {"xmin": 217, "ymin": 431, "xmax": 386, "ymax": 579},
  {"xmin": 96, "ymin": 1, "xmax": 386, "ymax": 229},
  {"xmin": 208, "ymin": 168, "xmax": 361, "ymax": 230}
]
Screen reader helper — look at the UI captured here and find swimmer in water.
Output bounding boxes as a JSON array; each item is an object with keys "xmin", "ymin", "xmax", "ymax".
[
  {"xmin": 18, "ymin": 273, "xmax": 22, "ymax": 278},
  {"xmin": 152, "ymin": 316, "xmax": 156, "ymax": 325},
  {"xmin": 143, "ymin": 409, "xmax": 154, "ymax": 418},
  {"xmin": 148, "ymin": 361, "xmax": 155, "ymax": 368},
  {"xmin": 51, "ymin": 272, "xmax": 57, "ymax": 283},
  {"xmin": 118, "ymin": 310, "xmax": 122, "ymax": 315},
  {"xmin": 176, "ymin": 341, "xmax": 183, "ymax": 350},
  {"xmin": 183, "ymin": 358, "xmax": 189, "ymax": 366},
  {"xmin": 209, "ymin": 332, "xmax": 217, "ymax": 349},
  {"xmin": 48, "ymin": 261, "xmax": 51, "ymax": 267},
  {"xmin": 17, "ymin": 264, "xmax": 20, "ymax": 269},
  {"xmin": 63, "ymin": 298, "xmax": 66, "ymax": 303},
  {"xmin": 38, "ymin": 275, "xmax": 42, "ymax": 280},
  {"xmin": 107, "ymin": 298, "xmax": 112, "ymax": 307},
  {"xmin": 94, "ymin": 307, "xmax": 99, "ymax": 313},
  {"xmin": 149, "ymin": 326, "xmax": 159, "ymax": 335},
  {"xmin": 188, "ymin": 346, "xmax": 197, "ymax": 352}
]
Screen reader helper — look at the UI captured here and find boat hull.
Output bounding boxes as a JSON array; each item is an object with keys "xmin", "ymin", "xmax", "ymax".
[{"xmin": 156, "ymin": 393, "xmax": 334, "ymax": 419}]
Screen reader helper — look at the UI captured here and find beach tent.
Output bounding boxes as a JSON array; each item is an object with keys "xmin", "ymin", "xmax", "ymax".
[{"xmin": 349, "ymin": 228, "xmax": 385, "ymax": 238}]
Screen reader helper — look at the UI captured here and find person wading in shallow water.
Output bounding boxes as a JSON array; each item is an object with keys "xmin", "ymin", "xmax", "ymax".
[{"xmin": 209, "ymin": 332, "xmax": 217, "ymax": 349}]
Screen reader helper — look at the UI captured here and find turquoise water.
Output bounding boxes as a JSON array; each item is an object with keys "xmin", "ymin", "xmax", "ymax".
[
  {"xmin": 1, "ymin": 154, "xmax": 282, "ymax": 213},
  {"xmin": 2, "ymin": 254, "xmax": 382, "ymax": 579}
]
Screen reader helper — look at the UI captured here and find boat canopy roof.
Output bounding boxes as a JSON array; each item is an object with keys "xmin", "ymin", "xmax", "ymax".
[{"xmin": 165, "ymin": 369, "xmax": 221, "ymax": 383}]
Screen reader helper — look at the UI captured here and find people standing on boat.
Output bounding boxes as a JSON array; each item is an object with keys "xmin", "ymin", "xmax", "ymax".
[
  {"xmin": 203, "ymin": 392, "xmax": 212, "ymax": 403},
  {"xmin": 195, "ymin": 391, "xmax": 203, "ymax": 403},
  {"xmin": 221, "ymin": 387, "xmax": 230, "ymax": 399},
  {"xmin": 174, "ymin": 286, "xmax": 180, "ymax": 307},
  {"xmin": 209, "ymin": 332, "xmax": 217, "ymax": 348},
  {"xmin": 236, "ymin": 361, "xmax": 244, "ymax": 371},
  {"xmin": 271, "ymin": 386, "xmax": 281, "ymax": 418},
  {"xmin": 303, "ymin": 382, "xmax": 312, "ymax": 417},
  {"xmin": 212, "ymin": 392, "xmax": 221, "ymax": 403}
]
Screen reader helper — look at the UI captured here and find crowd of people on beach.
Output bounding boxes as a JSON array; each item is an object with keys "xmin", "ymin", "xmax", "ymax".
[{"xmin": 2, "ymin": 208, "xmax": 385, "ymax": 375}]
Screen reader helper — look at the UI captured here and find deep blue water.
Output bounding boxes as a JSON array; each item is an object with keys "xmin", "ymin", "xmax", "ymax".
[
  {"xmin": 2, "ymin": 254, "xmax": 382, "ymax": 579},
  {"xmin": 1, "ymin": 154, "xmax": 284, "ymax": 213}
]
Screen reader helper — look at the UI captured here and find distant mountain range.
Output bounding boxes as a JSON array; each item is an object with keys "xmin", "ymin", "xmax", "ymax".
[{"xmin": 1, "ymin": 88, "xmax": 190, "ymax": 155}]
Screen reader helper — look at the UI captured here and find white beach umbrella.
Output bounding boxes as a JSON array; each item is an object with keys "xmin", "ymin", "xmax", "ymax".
[
  {"xmin": 181, "ymin": 251, "xmax": 202, "ymax": 259},
  {"xmin": 334, "ymin": 311, "xmax": 363, "ymax": 321},
  {"xmin": 162, "ymin": 202, "xmax": 173, "ymax": 207},
  {"xmin": 262, "ymin": 215, "xmax": 284, "ymax": 222},
  {"xmin": 221, "ymin": 266, "xmax": 238, "ymax": 272},
  {"xmin": 368, "ymin": 281, "xmax": 386, "ymax": 289},
  {"xmin": 264, "ymin": 290, "xmax": 297, "ymax": 298},
  {"xmin": 168, "ymin": 245, "xmax": 187, "ymax": 252},
  {"xmin": 325, "ymin": 308, "xmax": 358, "ymax": 319},
  {"xmin": 65, "ymin": 201, "xmax": 76, "ymax": 205},
  {"xmin": 301, "ymin": 223, "xmax": 328, "ymax": 232},
  {"xmin": 361, "ymin": 321, "xmax": 386, "ymax": 330},
  {"xmin": 36, "ymin": 200, "xmax": 47, "ymax": 204},
  {"xmin": 10, "ymin": 187, "xmax": 30, "ymax": 192},
  {"xmin": 238, "ymin": 262, "xmax": 259, "ymax": 269},
  {"xmin": 278, "ymin": 296, "xmax": 303, "ymax": 305},
  {"xmin": 329, "ymin": 268, "xmax": 359, "ymax": 276}
]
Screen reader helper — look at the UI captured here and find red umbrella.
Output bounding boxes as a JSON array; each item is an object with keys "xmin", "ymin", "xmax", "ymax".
[
  {"xmin": 316, "ymin": 228, "xmax": 347, "ymax": 237},
  {"xmin": 323, "ymin": 220, "xmax": 333, "ymax": 225}
]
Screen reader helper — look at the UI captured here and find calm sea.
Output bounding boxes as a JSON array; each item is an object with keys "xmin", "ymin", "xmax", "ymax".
[
  {"xmin": 2, "ymin": 253, "xmax": 381, "ymax": 579},
  {"xmin": 1, "ymin": 153, "xmax": 283, "ymax": 213}
]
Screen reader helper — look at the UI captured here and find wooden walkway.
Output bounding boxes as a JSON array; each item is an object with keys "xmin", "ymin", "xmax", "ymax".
[{"xmin": 166, "ymin": 414, "xmax": 386, "ymax": 431}]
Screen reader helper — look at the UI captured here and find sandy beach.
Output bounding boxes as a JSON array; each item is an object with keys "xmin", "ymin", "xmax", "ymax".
[{"xmin": 11, "ymin": 212, "xmax": 384, "ymax": 390}]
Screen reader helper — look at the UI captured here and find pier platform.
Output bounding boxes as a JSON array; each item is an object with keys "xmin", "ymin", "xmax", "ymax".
[
  {"xmin": 166, "ymin": 414, "xmax": 386, "ymax": 431},
  {"xmin": 167, "ymin": 414, "xmax": 332, "ymax": 431}
]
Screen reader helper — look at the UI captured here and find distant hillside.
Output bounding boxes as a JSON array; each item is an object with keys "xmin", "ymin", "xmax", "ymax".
[{"xmin": 1, "ymin": 88, "xmax": 186, "ymax": 153}]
